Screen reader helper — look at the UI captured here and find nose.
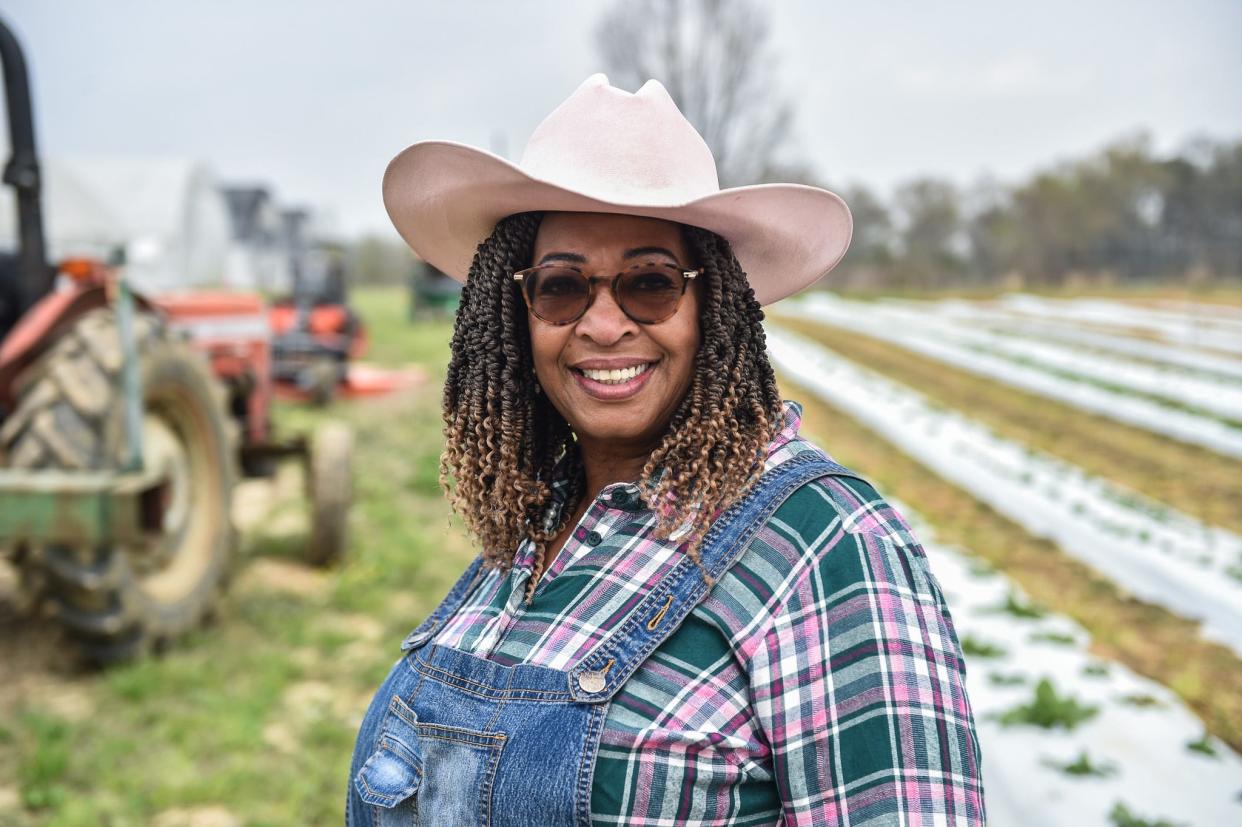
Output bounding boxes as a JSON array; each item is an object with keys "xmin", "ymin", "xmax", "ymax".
[{"xmin": 574, "ymin": 282, "xmax": 638, "ymax": 346}]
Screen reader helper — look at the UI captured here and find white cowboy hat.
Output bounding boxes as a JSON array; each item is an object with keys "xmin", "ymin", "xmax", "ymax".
[{"xmin": 383, "ymin": 73, "xmax": 852, "ymax": 306}]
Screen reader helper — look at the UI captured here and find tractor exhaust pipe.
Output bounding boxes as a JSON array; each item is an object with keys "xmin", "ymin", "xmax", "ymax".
[{"xmin": 0, "ymin": 16, "xmax": 52, "ymax": 315}]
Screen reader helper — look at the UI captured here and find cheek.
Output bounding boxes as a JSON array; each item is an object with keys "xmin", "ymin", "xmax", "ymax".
[
  {"xmin": 529, "ymin": 323, "xmax": 567, "ymax": 376},
  {"xmin": 670, "ymin": 320, "xmax": 701, "ymax": 383}
]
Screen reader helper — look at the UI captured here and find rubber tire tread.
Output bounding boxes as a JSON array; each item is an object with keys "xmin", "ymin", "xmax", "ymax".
[{"xmin": 0, "ymin": 307, "xmax": 239, "ymax": 664}]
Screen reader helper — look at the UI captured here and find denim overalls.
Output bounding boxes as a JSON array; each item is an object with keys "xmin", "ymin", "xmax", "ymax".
[{"xmin": 346, "ymin": 453, "xmax": 858, "ymax": 826}]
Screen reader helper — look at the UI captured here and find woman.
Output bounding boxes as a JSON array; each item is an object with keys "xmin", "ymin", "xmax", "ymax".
[{"xmin": 348, "ymin": 75, "xmax": 985, "ymax": 826}]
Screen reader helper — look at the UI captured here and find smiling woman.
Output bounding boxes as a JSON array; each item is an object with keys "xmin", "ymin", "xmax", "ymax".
[{"xmin": 347, "ymin": 74, "xmax": 985, "ymax": 826}]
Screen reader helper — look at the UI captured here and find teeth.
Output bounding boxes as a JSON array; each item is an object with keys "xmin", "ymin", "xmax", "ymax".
[{"xmin": 580, "ymin": 363, "xmax": 652, "ymax": 384}]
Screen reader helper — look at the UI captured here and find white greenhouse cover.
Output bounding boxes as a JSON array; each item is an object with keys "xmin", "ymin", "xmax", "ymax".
[{"xmin": 0, "ymin": 156, "xmax": 232, "ymax": 292}]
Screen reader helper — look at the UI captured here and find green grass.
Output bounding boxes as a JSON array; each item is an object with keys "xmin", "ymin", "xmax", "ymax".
[{"xmin": 0, "ymin": 288, "xmax": 468, "ymax": 826}]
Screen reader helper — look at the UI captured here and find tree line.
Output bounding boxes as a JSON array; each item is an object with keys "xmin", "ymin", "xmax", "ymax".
[{"xmin": 830, "ymin": 133, "xmax": 1242, "ymax": 291}]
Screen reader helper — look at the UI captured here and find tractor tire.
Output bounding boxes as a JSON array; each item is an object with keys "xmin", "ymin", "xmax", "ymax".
[
  {"xmin": 301, "ymin": 357, "xmax": 340, "ymax": 407},
  {"xmin": 0, "ymin": 307, "xmax": 238, "ymax": 664},
  {"xmin": 306, "ymin": 421, "xmax": 352, "ymax": 566}
]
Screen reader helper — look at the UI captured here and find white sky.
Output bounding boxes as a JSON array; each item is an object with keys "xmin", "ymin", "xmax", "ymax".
[{"xmin": 1, "ymin": 0, "xmax": 1239, "ymax": 236}]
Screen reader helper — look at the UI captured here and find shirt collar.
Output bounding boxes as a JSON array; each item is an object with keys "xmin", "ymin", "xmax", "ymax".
[
  {"xmin": 537, "ymin": 398, "xmax": 803, "ymax": 526},
  {"xmin": 767, "ymin": 399, "xmax": 803, "ymax": 458}
]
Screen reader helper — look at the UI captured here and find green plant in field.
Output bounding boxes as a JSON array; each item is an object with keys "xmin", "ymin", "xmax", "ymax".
[
  {"xmin": 1108, "ymin": 801, "xmax": 1187, "ymax": 827},
  {"xmin": 988, "ymin": 672, "xmax": 1026, "ymax": 686},
  {"xmin": 1029, "ymin": 630, "xmax": 1077, "ymax": 646},
  {"xmin": 966, "ymin": 560, "xmax": 996, "ymax": 577},
  {"xmin": 996, "ymin": 678, "xmax": 1099, "ymax": 730},
  {"xmin": 1082, "ymin": 661, "xmax": 1111, "ymax": 678},
  {"xmin": 18, "ymin": 712, "xmax": 72, "ymax": 810},
  {"xmin": 960, "ymin": 634, "xmax": 1007, "ymax": 658},
  {"xmin": 988, "ymin": 589, "xmax": 1046, "ymax": 619},
  {"xmin": 1186, "ymin": 731, "xmax": 1219, "ymax": 758},
  {"xmin": 1041, "ymin": 749, "xmax": 1117, "ymax": 778},
  {"xmin": 1118, "ymin": 693, "xmax": 1163, "ymax": 708}
]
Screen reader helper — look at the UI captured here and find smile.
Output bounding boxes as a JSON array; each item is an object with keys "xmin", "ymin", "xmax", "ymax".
[{"xmin": 575, "ymin": 363, "xmax": 654, "ymax": 384}]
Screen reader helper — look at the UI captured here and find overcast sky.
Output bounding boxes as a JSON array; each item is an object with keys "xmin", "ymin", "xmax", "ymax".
[{"xmin": 2, "ymin": 0, "xmax": 1240, "ymax": 236}]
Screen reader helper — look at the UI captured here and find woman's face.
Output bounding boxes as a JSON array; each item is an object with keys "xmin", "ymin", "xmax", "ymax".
[{"xmin": 527, "ymin": 212, "xmax": 701, "ymax": 454}]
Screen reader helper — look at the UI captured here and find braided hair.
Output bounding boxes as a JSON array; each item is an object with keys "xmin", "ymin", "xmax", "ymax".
[{"xmin": 440, "ymin": 212, "xmax": 783, "ymax": 602}]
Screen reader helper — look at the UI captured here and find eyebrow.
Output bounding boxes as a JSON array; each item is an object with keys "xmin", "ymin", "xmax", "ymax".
[
  {"xmin": 537, "ymin": 251, "xmax": 588, "ymax": 265},
  {"xmin": 536, "ymin": 246, "xmax": 680, "ymax": 266},
  {"xmin": 624, "ymin": 246, "xmax": 679, "ymax": 260}
]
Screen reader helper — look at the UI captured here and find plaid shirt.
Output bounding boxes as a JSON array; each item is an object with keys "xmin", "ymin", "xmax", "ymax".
[{"xmin": 431, "ymin": 400, "xmax": 985, "ymax": 825}]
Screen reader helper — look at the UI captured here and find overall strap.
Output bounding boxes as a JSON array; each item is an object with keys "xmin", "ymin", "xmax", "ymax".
[
  {"xmin": 400, "ymin": 553, "xmax": 486, "ymax": 651},
  {"xmin": 567, "ymin": 452, "xmax": 865, "ymax": 702}
]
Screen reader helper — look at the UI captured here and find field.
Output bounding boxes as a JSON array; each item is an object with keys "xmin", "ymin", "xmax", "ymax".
[
  {"xmin": 0, "ymin": 289, "xmax": 466, "ymax": 826},
  {"xmin": 769, "ymin": 290, "xmax": 1242, "ymax": 825},
  {"xmin": 1, "ymin": 286, "xmax": 1240, "ymax": 825}
]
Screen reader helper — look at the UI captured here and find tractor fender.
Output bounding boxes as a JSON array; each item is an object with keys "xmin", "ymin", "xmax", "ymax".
[{"xmin": 0, "ymin": 282, "xmax": 159, "ymax": 407}]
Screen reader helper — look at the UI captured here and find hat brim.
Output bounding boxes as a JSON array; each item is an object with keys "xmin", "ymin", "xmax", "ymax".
[{"xmin": 383, "ymin": 140, "xmax": 852, "ymax": 306}]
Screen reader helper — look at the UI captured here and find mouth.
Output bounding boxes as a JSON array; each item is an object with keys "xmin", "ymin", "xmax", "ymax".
[
  {"xmin": 572, "ymin": 362, "xmax": 655, "ymax": 385},
  {"xmin": 568, "ymin": 360, "xmax": 658, "ymax": 400}
]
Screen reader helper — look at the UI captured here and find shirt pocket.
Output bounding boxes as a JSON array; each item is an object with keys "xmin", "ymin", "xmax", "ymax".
[{"xmin": 353, "ymin": 694, "xmax": 507, "ymax": 826}]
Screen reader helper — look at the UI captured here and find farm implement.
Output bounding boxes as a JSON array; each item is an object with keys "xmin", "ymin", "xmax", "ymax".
[{"xmin": 0, "ymin": 16, "xmax": 353, "ymax": 664}]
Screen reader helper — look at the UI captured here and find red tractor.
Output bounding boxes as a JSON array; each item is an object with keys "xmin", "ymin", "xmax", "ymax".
[{"xmin": 0, "ymin": 17, "xmax": 352, "ymax": 664}]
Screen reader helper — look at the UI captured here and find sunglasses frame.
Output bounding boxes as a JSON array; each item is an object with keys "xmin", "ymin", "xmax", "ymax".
[{"xmin": 512, "ymin": 261, "xmax": 699, "ymax": 326}]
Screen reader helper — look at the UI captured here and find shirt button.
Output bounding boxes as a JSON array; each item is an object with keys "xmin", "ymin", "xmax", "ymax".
[
  {"xmin": 610, "ymin": 489, "xmax": 631, "ymax": 507},
  {"xmin": 585, "ymin": 530, "xmax": 603, "ymax": 546}
]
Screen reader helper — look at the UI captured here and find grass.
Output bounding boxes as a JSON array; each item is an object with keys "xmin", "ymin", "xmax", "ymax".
[
  {"xmin": 0, "ymin": 288, "xmax": 469, "ymax": 826},
  {"xmin": 782, "ymin": 374, "xmax": 1242, "ymax": 752},
  {"xmin": 772, "ymin": 314, "xmax": 1242, "ymax": 534}
]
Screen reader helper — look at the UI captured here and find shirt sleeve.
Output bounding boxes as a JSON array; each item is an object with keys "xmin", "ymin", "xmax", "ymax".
[{"xmin": 747, "ymin": 483, "xmax": 986, "ymax": 826}]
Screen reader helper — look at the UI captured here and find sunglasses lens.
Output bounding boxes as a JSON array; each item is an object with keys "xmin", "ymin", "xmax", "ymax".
[
  {"xmin": 618, "ymin": 265, "xmax": 685, "ymax": 323},
  {"xmin": 528, "ymin": 268, "xmax": 590, "ymax": 323}
]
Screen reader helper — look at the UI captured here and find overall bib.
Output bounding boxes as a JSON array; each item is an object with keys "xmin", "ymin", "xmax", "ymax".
[{"xmin": 346, "ymin": 453, "xmax": 861, "ymax": 827}]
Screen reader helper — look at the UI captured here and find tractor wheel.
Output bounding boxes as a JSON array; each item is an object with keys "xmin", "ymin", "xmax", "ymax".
[
  {"xmin": 0, "ymin": 307, "xmax": 238, "ymax": 664},
  {"xmin": 300, "ymin": 357, "xmax": 340, "ymax": 407},
  {"xmin": 306, "ymin": 421, "xmax": 352, "ymax": 566}
]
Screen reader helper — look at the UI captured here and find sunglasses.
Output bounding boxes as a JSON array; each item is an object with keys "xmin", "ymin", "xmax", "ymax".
[{"xmin": 512, "ymin": 261, "xmax": 699, "ymax": 326}]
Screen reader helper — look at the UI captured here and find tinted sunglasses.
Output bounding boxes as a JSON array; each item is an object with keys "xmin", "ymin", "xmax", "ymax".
[{"xmin": 512, "ymin": 261, "xmax": 699, "ymax": 326}]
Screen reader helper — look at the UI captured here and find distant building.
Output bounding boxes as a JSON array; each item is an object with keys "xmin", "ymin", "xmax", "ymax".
[{"xmin": 0, "ymin": 156, "xmax": 232, "ymax": 292}]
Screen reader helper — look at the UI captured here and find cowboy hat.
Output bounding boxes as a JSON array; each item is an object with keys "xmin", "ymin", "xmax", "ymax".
[{"xmin": 383, "ymin": 73, "xmax": 852, "ymax": 306}]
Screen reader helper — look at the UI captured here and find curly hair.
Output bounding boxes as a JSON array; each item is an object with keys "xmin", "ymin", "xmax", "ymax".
[{"xmin": 439, "ymin": 212, "xmax": 784, "ymax": 603}]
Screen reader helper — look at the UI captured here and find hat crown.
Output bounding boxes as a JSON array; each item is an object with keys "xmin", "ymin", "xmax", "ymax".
[{"xmin": 519, "ymin": 74, "xmax": 720, "ymax": 205}]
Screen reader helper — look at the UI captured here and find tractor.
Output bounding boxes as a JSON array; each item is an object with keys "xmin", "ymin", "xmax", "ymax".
[
  {"xmin": 268, "ymin": 237, "xmax": 368, "ymax": 406},
  {"xmin": 0, "ymin": 16, "xmax": 352, "ymax": 664}
]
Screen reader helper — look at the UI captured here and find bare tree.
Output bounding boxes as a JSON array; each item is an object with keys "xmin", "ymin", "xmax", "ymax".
[{"xmin": 595, "ymin": 0, "xmax": 801, "ymax": 187}]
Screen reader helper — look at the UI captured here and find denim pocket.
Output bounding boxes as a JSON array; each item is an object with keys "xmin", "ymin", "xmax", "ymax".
[
  {"xmin": 355, "ymin": 695, "xmax": 424, "ymax": 816},
  {"xmin": 354, "ymin": 693, "xmax": 507, "ymax": 826}
]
